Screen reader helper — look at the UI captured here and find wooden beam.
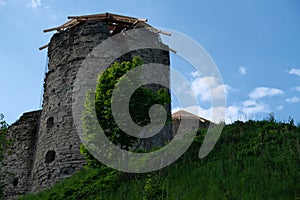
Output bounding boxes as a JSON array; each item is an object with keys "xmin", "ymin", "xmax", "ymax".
[
  {"xmin": 138, "ymin": 18, "xmax": 148, "ymax": 22},
  {"xmin": 157, "ymin": 30, "xmax": 171, "ymax": 36},
  {"xmin": 169, "ymin": 47, "xmax": 177, "ymax": 54},
  {"xmin": 59, "ymin": 20, "xmax": 71, "ymax": 28},
  {"xmin": 46, "ymin": 13, "xmax": 149, "ymax": 33},
  {"xmin": 68, "ymin": 21, "xmax": 81, "ymax": 29},
  {"xmin": 106, "ymin": 13, "xmax": 139, "ymax": 21},
  {"xmin": 68, "ymin": 13, "xmax": 107, "ymax": 20},
  {"xmin": 60, "ymin": 19, "xmax": 78, "ymax": 29},
  {"xmin": 43, "ymin": 19, "xmax": 78, "ymax": 33},
  {"xmin": 43, "ymin": 27, "xmax": 60, "ymax": 33},
  {"xmin": 111, "ymin": 16, "xmax": 137, "ymax": 24},
  {"xmin": 145, "ymin": 27, "xmax": 171, "ymax": 36},
  {"xmin": 39, "ymin": 43, "xmax": 49, "ymax": 51},
  {"xmin": 133, "ymin": 18, "xmax": 148, "ymax": 26},
  {"xmin": 68, "ymin": 13, "xmax": 145, "ymax": 25}
]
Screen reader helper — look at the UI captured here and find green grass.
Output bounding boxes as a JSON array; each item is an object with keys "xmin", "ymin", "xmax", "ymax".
[{"xmin": 19, "ymin": 119, "xmax": 300, "ymax": 200}]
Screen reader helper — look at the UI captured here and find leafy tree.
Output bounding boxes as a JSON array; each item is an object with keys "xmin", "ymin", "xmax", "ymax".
[
  {"xmin": 81, "ymin": 56, "xmax": 171, "ymax": 166},
  {"xmin": 0, "ymin": 114, "xmax": 8, "ymax": 163},
  {"xmin": 0, "ymin": 114, "xmax": 8, "ymax": 198}
]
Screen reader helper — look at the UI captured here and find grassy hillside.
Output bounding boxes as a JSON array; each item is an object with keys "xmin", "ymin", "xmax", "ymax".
[{"xmin": 19, "ymin": 118, "xmax": 300, "ymax": 200}]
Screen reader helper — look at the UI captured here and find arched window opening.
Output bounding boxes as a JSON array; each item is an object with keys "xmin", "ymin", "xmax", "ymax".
[
  {"xmin": 45, "ymin": 150, "xmax": 56, "ymax": 163},
  {"xmin": 12, "ymin": 178, "xmax": 18, "ymax": 186},
  {"xmin": 46, "ymin": 117, "xmax": 54, "ymax": 129}
]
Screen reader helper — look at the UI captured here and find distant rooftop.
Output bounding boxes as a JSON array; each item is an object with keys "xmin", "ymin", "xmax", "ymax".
[{"xmin": 172, "ymin": 110, "xmax": 209, "ymax": 123}]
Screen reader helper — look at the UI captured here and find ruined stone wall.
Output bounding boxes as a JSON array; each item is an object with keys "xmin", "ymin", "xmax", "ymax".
[
  {"xmin": 30, "ymin": 19, "xmax": 171, "ymax": 192},
  {"xmin": 0, "ymin": 18, "xmax": 172, "ymax": 199},
  {"xmin": 0, "ymin": 111, "xmax": 41, "ymax": 200},
  {"xmin": 30, "ymin": 20, "xmax": 112, "ymax": 192}
]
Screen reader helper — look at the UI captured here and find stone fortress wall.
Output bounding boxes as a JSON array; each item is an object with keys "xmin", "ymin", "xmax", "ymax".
[
  {"xmin": 0, "ymin": 13, "xmax": 172, "ymax": 199},
  {"xmin": 0, "ymin": 111, "xmax": 41, "ymax": 199}
]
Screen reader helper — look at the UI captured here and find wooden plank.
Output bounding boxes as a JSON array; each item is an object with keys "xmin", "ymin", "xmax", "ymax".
[
  {"xmin": 133, "ymin": 18, "xmax": 148, "ymax": 26},
  {"xmin": 43, "ymin": 27, "xmax": 60, "ymax": 33},
  {"xmin": 68, "ymin": 13, "xmax": 149, "ymax": 30},
  {"xmin": 68, "ymin": 13, "xmax": 107, "ymax": 20},
  {"xmin": 68, "ymin": 13, "xmax": 143, "ymax": 25},
  {"xmin": 111, "ymin": 16, "xmax": 136, "ymax": 23},
  {"xmin": 46, "ymin": 13, "xmax": 148, "ymax": 33},
  {"xmin": 60, "ymin": 19, "xmax": 78, "ymax": 29},
  {"xmin": 68, "ymin": 21, "xmax": 81, "ymax": 29},
  {"xmin": 106, "ymin": 13, "xmax": 138, "ymax": 21},
  {"xmin": 133, "ymin": 19, "xmax": 139, "ymax": 26},
  {"xmin": 43, "ymin": 19, "xmax": 78, "ymax": 33}
]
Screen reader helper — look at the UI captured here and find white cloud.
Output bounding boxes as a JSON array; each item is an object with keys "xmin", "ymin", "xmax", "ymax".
[
  {"xmin": 0, "ymin": 0, "xmax": 6, "ymax": 6},
  {"xmin": 225, "ymin": 105, "xmax": 242, "ymax": 123},
  {"xmin": 225, "ymin": 100, "xmax": 269, "ymax": 123},
  {"xmin": 239, "ymin": 66, "xmax": 247, "ymax": 75},
  {"xmin": 289, "ymin": 68, "xmax": 300, "ymax": 77},
  {"xmin": 241, "ymin": 100, "xmax": 269, "ymax": 116},
  {"xmin": 191, "ymin": 76, "xmax": 230, "ymax": 102},
  {"xmin": 242, "ymin": 100, "xmax": 257, "ymax": 107},
  {"xmin": 276, "ymin": 105, "xmax": 284, "ymax": 111},
  {"xmin": 45, "ymin": 5, "xmax": 58, "ymax": 20},
  {"xmin": 249, "ymin": 87, "xmax": 284, "ymax": 99},
  {"xmin": 172, "ymin": 85, "xmax": 278, "ymax": 124},
  {"xmin": 190, "ymin": 71, "xmax": 200, "ymax": 78},
  {"xmin": 292, "ymin": 86, "xmax": 300, "ymax": 92},
  {"xmin": 27, "ymin": 0, "xmax": 41, "ymax": 8},
  {"xmin": 286, "ymin": 97, "xmax": 300, "ymax": 104}
]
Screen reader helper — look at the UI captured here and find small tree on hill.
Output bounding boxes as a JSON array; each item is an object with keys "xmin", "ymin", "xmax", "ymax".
[
  {"xmin": 81, "ymin": 56, "xmax": 171, "ymax": 167},
  {"xmin": 0, "ymin": 114, "xmax": 8, "ymax": 197},
  {"xmin": 0, "ymin": 114, "xmax": 8, "ymax": 163}
]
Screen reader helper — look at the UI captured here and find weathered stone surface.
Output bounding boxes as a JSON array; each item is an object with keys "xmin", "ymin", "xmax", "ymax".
[
  {"xmin": 0, "ymin": 110, "xmax": 41, "ymax": 200},
  {"xmin": 29, "ymin": 20, "xmax": 112, "ymax": 193}
]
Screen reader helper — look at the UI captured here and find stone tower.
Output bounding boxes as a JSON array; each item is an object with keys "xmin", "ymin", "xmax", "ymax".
[{"xmin": 0, "ymin": 13, "xmax": 171, "ymax": 199}]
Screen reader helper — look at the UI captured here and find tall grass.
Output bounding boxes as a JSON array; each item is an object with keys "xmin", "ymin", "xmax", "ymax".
[{"xmin": 19, "ymin": 120, "xmax": 300, "ymax": 200}]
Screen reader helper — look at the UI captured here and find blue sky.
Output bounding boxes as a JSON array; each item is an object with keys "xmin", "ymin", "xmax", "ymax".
[{"xmin": 0, "ymin": 0, "xmax": 299, "ymax": 124}]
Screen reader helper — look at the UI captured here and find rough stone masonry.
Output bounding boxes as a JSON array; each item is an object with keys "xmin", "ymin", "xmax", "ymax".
[{"xmin": 0, "ymin": 13, "xmax": 172, "ymax": 199}]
